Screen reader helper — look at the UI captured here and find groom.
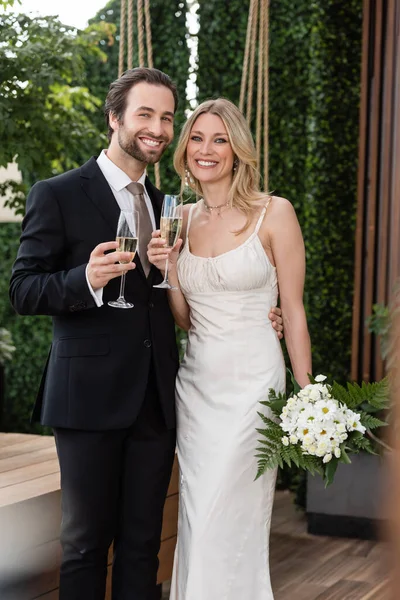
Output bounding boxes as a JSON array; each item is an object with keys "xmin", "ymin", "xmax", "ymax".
[{"xmin": 9, "ymin": 67, "xmax": 283, "ymax": 600}]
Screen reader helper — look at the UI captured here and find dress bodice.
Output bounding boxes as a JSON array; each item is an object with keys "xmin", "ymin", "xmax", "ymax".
[{"xmin": 177, "ymin": 201, "xmax": 278, "ymax": 336}]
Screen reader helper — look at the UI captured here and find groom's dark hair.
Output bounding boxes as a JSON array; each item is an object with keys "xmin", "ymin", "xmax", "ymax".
[{"xmin": 104, "ymin": 67, "xmax": 179, "ymax": 141}]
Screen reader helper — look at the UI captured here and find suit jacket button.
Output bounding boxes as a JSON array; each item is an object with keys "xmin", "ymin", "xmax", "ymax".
[
  {"xmin": 144, "ymin": 339, "xmax": 152, "ymax": 348},
  {"xmin": 148, "ymin": 302, "xmax": 154, "ymax": 309}
]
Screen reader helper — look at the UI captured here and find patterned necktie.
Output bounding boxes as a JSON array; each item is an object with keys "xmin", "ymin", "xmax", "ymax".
[{"xmin": 126, "ymin": 182, "xmax": 152, "ymax": 277}]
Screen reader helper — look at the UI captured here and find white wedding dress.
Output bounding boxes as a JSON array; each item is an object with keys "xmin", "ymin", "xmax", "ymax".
[{"xmin": 169, "ymin": 201, "xmax": 285, "ymax": 600}]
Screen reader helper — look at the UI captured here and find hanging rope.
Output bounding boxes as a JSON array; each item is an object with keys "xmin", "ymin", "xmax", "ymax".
[
  {"xmin": 263, "ymin": 1, "xmax": 269, "ymax": 190},
  {"xmin": 137, "ymin": 0, "xmax": 145, "ymax": 67},
  {"xmin": 240, "ymin": 0, "xmax": 270, "ymax": 190},
  {"xmin": 144, "ymin": 0, "xmax": 154, "ymax": 68},
  {"xmin": 118, "ymin": 0, "xmax": 126, "ymax": 77},
  {"xmin": 246, "ymin": 0, "xmax": 259, "ymax": 125},
  {"xmin": 255, "ymin": 0, "xmax": 264, "ymax": 168},
  {"xmin": 119, "ymin": 0, "xmax": 161, "ymax": 188},
  {"xmin": 142, "ymin": 0, "xmax": 160, "ymax": 187},
  {"xmin": 239, "ymin": 0, "xmax": 255, "ymax": 113},
  {"xmin": 127, "ymin": 0, "xmax": 134, "ymax": 69}
]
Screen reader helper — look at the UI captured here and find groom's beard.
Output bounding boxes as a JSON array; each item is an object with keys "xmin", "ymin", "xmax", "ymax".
[{"xmin": 118, "ymin": 127, "xmax": 171, "ymax": 165}]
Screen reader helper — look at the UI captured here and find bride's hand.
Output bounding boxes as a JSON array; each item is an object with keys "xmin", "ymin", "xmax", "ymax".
[{"xmin": 147, "ymin": 231, "xmax": 183, "ymax": 273}]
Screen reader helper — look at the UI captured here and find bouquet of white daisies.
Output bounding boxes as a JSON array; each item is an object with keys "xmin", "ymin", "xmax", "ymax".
[{"xmin": 255, "ymin": 372, "xmax": 389, "ymax": 486}]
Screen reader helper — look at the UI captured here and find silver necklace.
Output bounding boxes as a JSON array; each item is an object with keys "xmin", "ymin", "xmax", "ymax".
[{"xmin": 202, "ymin": 198, "xmax": 230, "ymax": 216}]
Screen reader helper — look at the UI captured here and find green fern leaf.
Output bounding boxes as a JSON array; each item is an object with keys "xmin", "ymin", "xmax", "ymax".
[
  {"xmin": 359, "ymin": 412, "xmax": 387, "ymax": 430},
  {"xmin": 349, "ymin": 433, "xmax": 372, "ymax": 452},
  {"xmin": 330, "ymin": 381, "xmax": 353, "ymax": 408}
]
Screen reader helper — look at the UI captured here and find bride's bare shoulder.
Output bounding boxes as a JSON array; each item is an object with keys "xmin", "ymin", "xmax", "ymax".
[
  {"xmin": 267, "ymin": 195, "xmax": 294, "ymax": 210},
  {"xmin": 258, "ymin": 196, "xmax": 299, "ymax": 241}
]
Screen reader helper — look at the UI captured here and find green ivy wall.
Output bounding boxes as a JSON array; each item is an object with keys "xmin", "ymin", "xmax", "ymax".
[{"xmin": 197, "ymin": 0, "xmax": 362, "ymax": 381}]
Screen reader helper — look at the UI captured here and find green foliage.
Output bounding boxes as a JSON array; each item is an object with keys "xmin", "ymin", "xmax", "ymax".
[
  {"xmin": 260, "ymin": 388, "xmax": 286, "ymax": 415},
  {"xmin": 0, "ymin": 0, "xmax": 20, "ymax": 7},
  {"xmin": 331, "ymin": 378, "xmax": 389, "ymax": 414},
  {"xmin": 367, "ymin": 303, "xmax": 391, "ymax": 362},
  {"xmin": 175, "ymin": 326, "xmax": 188, "ymax": 361},
  {"xmin": 359, "ymin": 413, "xmax": 387, "ymax": 431},
  {"xmin": 0, "ymin": 327, "xmax": 16, "ymax": 365},
  {"xmin": 0, "ymin": 12, "xmax": 113, "ymax": 214},
  {"xmin": 196, "ymin": 0, "xmax": 248, "ymax": 105},
  {"xmin": 85, "ymin": 0, "xmax": 190, "ymax": 193},
  {"xmin": 303, "ymin": 1, "xmax": 362, "ymax": 383},
  {"xmin": 0, "ymin": 223, "xmax": 52, "ymax": 433},
  {"xmin": 351, "ymin": 431, "xmax": 371, "ymax": 451}
]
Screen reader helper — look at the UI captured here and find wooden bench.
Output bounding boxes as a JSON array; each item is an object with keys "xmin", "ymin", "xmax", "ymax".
[{"xmin": 0, "ymin": 433, "xmax": 178, "ymax": 599}]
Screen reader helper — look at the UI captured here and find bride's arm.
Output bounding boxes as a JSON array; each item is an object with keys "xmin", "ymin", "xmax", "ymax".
[
  {"xmin": 147, "ymin": 205, "xmax": 191, "ymax": 331},
  {"xmin": 165, "ymin": 262, "xmax": 190, "ymax": 332},
  {"xmin": 262, "ymin": 197, "xmax": 312, "ymax": 388}
]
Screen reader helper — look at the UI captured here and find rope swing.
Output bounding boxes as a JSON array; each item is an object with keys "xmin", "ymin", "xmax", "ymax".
[
  {"xmin": 240, "ymin": 0, "xmax": 270, "ymax": 191},
  {"xmin": 118, "ymin": 0, "xmax": 161, "ymax": 188},
  {"xmin": 117, "ymin": 0, "xmax": 270, "ymax": 192}
]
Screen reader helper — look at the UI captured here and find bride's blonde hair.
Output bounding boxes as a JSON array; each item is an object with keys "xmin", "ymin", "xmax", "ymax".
[{"xmin": 173, "ymin": 98, "xmax": 267, "ymax": 232}]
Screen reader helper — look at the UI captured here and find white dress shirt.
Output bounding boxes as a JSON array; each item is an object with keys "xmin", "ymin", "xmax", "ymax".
[{"xmin": 85, "ymin": 150, "xmax": 156, "ymax": 306}]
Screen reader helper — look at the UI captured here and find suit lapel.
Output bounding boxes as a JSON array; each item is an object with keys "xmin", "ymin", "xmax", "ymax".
[{"xmin": 80, "ymin": 157, "xmax": 120, "ymax": 239}]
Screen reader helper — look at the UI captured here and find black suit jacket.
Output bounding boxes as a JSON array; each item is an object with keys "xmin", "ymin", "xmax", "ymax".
[{"xmin": 9, "ymin": 157, "xmax": 179, "ymax": 430}]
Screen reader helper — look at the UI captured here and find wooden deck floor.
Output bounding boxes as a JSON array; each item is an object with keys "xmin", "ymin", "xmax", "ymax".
[
  {"xmin": 163, "ymin": 490, "xmax": 391, "ymax": 599},
  {"xmin": 0, "ymin": 434, "xmax": 390, "ymax": 599},
  {"xmin": 269, "ymin": 491, "xmax": 390, "ymax": 600}
]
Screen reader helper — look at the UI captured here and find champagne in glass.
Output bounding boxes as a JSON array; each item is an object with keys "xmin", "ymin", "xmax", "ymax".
[
  {"xmin": 154, "ymin": 195, "xmax": 183, "ymax": 290},
  {"xmin": 160, "ymin": 216, "xmax": 183, "ymax": 248},
  {"xmin": 108, "ymin": 209, "xmax": 139, "ymax": 309},
  {"xmin": 116, "ymin": 236, "xmax": 138, "ymax": 261}
]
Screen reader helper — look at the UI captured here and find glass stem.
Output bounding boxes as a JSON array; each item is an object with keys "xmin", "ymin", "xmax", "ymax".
[
  {"xmin": 164, "ymin": 257, "xmax": 169, "ymax": 283},
  {"xmin": 118, "ymin": 272, "xmax": 126, "ymax": 300}
]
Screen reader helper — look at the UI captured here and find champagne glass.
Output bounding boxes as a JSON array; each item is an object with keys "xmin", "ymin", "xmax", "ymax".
[
  {"xmin": 153, "ymin": 195, "xmax": 183, "ymax": 290},
  {"xmin": 108, "ymin": 209, "xmax": 139, "ymax": 309}
]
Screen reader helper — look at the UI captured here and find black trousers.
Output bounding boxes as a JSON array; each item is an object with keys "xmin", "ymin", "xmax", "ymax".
[{"xmin": 54, "ymin": 370, "xmax": 176, "ymax": 600}]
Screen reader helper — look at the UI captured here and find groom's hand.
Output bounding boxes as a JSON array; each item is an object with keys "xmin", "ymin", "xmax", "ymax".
[
  {"xmin": 269, "ymin": 306, "xmax": 283, "ymax": 339},
  {"xmin": 87, "ymin": 241, "xmax": 136, "ymax": 290}
]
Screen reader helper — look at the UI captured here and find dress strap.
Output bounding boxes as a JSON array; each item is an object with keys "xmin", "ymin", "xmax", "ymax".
[
  {"xmin": 186, "ymin": 202, "xmax": 197, "ymax": 236},
  {"xmin": 254, "ymin": 196, "xmax": 272, "ymax": 235}
]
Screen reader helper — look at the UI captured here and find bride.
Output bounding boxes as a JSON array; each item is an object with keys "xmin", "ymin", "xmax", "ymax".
[{"xmin": 148, "ymin": 98, "xmax": 311, "ymax": 599}]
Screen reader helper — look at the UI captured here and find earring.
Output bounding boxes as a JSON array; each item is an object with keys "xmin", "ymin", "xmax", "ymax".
[
  {"xmin": 185, "ymin": 162, "xmax": 192, "ymax": 185},
  {"xmin": 233, "ymin": 158, "xmax": 239, "ymax": 172}
]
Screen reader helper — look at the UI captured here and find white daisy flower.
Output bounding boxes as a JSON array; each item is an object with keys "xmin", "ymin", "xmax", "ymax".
[{"xmin": 315, "ymin": 374, "xmax": 327, "ymax": 382}]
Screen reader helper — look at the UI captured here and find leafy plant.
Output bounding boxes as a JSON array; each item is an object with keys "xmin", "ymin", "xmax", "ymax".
[
  {"xmin": 0, "ymin": 222, "xmax": 52, "ymax": 433},
  {"xmin": 0, "ymin": 12, "xmax": 114, "ymax": 214}
]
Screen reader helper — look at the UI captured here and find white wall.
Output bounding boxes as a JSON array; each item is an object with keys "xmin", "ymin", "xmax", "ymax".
[{"xmin": 0, "ymin": 164, "xmax": 23, "ymax": 223}]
